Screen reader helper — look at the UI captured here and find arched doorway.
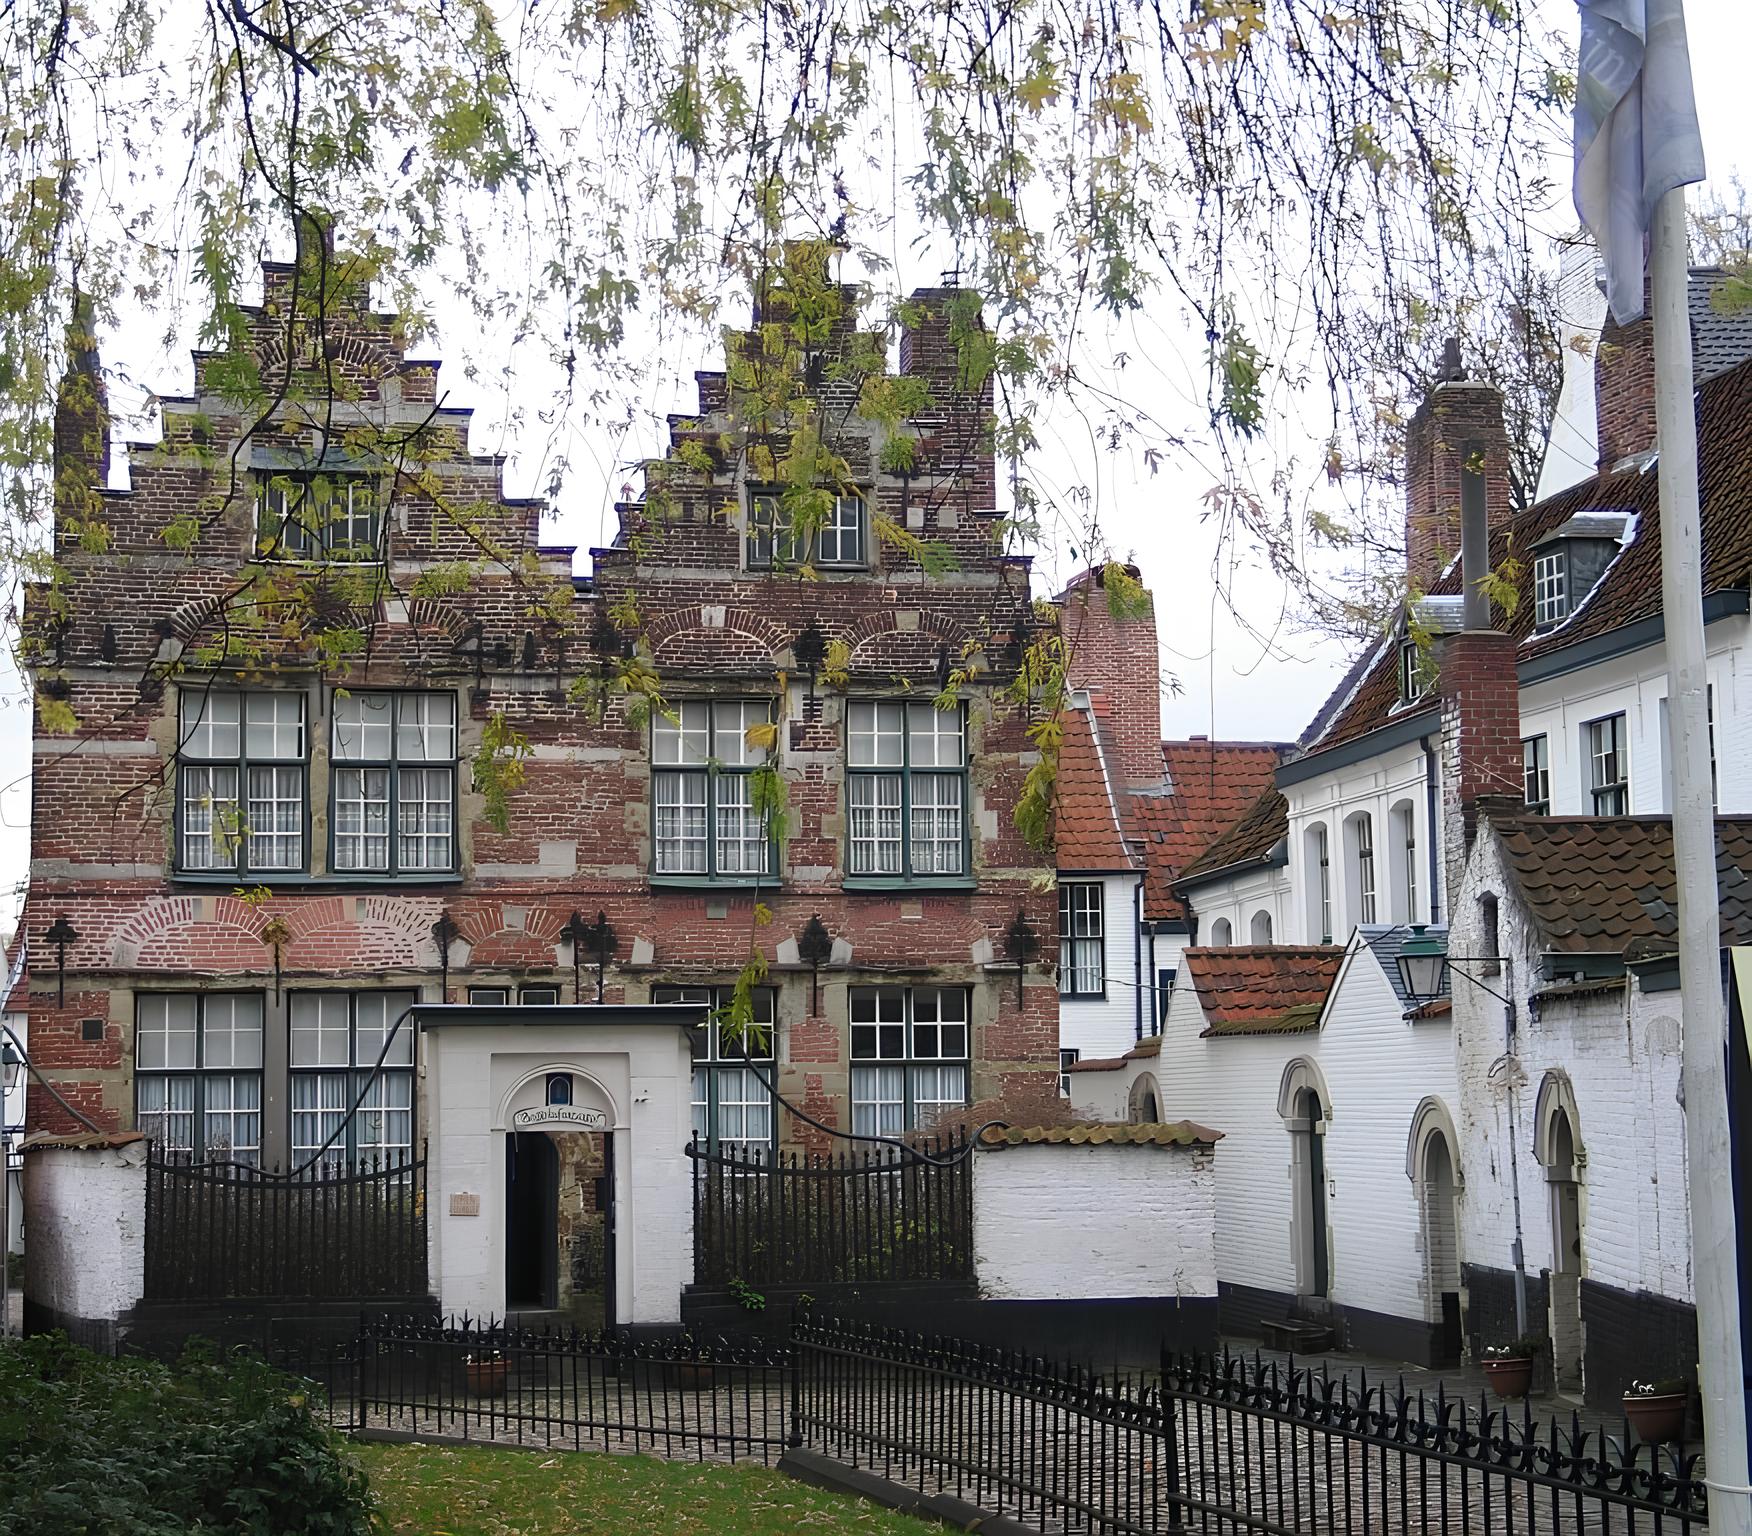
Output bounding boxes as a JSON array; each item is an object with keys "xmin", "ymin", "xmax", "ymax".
[
  {"xmin": 1407, "ymin": 1097, "xmax": 1463, "ymax": 1365},
  {"xmin": 1128, "ymin": 1072, "xmax": 1161, "ymax": 1123},
  {"xmin": 1300, "ymin": 1088, "xmax": 1330, "ymax": 1298},
  {"xmin": 1279, "ymin": 1059, "xmax": 1333, "ymax": 1303},
  {"xmin": 1547, "ymin": 1107, "xmax": 1584, "ymax": 1391},
  {"xmin": 506, "ymin": 1130, "xmax": 559, "ymax": 1310}
]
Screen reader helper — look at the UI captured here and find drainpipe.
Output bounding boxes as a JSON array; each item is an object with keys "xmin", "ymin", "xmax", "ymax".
[
  {"xmin": 1502, "ymin": 953, "xmax": 1530, "ymax": 1339},
  {"xmin": 1147, "ymin": 923, "xmax": 1159, "ymax": 1036},
  {"xmin": 1132, "ymin": 878, "xmax": 1144, "ymax": 1043},
  {"xmin": 1421, "ymin": 735, "xmax": 1442, "ymax": 924}
]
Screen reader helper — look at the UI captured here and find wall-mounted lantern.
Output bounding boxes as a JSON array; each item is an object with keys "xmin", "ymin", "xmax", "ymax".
[
  {"xmin": 44, "ymin": 915, "xmax": 78, "ymax": 1007},
  {"xmin": 797, "ymin": 913, "xmax": 834, "ymax": 1016},
  {"xmin": 1002, "ymin": 908, "xmax": 1039, "ymax": 1007},
  {"xmin": 566, "ymin": 910, "xmax": 616, "ymax": 1004},
  {"xmin": 431, "ymin": 909, "xmax": 460, "ymax": 999},
  {"xmin": 794, "ymin": 619, "xmax": 828, "ymax": 703}
]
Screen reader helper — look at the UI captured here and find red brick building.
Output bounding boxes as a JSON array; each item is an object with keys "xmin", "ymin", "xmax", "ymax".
[{"xmin": 21, "ymin": 255, "xmax": 1057, "ymax": 1173}]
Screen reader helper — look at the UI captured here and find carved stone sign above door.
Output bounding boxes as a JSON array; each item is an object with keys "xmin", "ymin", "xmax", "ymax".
[{"xmin": 511, "ymin": 1104, "xmax": 609, "ymax": 1131}]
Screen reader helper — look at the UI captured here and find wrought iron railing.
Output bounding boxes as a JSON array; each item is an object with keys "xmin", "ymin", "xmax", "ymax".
[
  {"xmin": 143, "ymin": 1150, "xmax": 427, "ymax": 1302},
  {"xmin": 688, "ymin": 1132, "xmax": 973, "ymax": 1287}
]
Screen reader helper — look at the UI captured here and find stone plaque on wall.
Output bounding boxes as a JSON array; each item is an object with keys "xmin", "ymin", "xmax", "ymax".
[{"xmin": 449, "ymin": 1192, "xmax": 481, "ymax": 1217}]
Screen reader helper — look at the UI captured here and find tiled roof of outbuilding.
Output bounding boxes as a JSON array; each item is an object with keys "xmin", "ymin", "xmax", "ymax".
[
  {"xmin": 1176, "ymin": 786, "xmax": 1289, "ymax": 887},
  {"xmin": 1134, "ymin": 740, "xmax": 1283, "ymax": 919},
  {"xmin": 1183, "ymin": 945, "xmax": 1345, "ymax": 1037},
  {"xmin": 1494, "ymin": 814, "xmax": 1752, "ymax": 959},
  {"xmin": 979, "ymin": 1120, "xmax": 1223, "ymax": 1147},
  {"xmin": 1300, "ymin": 356, "xmax": 1752, "ymax": 761}
]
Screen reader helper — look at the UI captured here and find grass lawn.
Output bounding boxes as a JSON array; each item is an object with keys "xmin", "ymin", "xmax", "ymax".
[{"xmin": 353, "ymin": 1440, "xmax": 941, "ymax": 1535}]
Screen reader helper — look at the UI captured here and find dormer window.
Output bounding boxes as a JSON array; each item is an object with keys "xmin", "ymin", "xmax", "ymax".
[
  {"xmin": 257, "ymin": 472, "xmax": 382, "ymax": 562},
  {"xmin": 1533, "ymin": 550, "xmax": 1568, "ymax": 628},
  {"xmin": 1398, "ymin": 637, "xmax": 1433, "ymax": 704},
  {"xmin": 746, "ymin": 491, "xmax": 866, "ymax": 571}
]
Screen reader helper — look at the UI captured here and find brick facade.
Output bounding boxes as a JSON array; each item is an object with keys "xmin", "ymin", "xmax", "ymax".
[
  {"xmin": 1403, "ymin": 379, "xmax": 1512, "ymax": 591},
  {"xmin": 22, "ymin": 259, "xmax": 1057, "ymax": 1161},
  {"xmin": 1057, "ymin": 564, "xmax": 1161, "ymax": 789},
  {"xmin": 1594, "ymin": 308, "xmax": 1656, "ymax": 472}
]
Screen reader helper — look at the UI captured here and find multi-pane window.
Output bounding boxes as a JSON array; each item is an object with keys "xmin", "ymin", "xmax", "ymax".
[
  {"xmin": 331, "ymin": 692, "xmax": 456, "ymax": 874},
  {"xmin": 290, "ymin": 991, "xmax": 416, "ymax": 1170},
  {"xmin": 1398, "ymin": 805, "xmax": 1418, "ymax": 924},
  {"xmin": 1533, "ymin": 552, "xmax": 1568, "ymax": 628},
  {"xmin": 652, "ymin": 985, "xmax": 778, "ymax": 1152},
  {"xmin": 1355, "ymin": 814, "xmax": 1377, "ymax": 924},
  {"xmin": 257, "ymin": 473, "xmax": 382, "ymax": 562},
  {"xmin": 1398, "ymin": 638, "xmax": 1432, "ymax": 704},
  {"xmin": 1314, "ymin": 827, "xmax": 1333, "ymax": 944},
  {"xmin": 1059, "ymin": 1049, "xmax": 1080, "ymax": 1098},
  {"xmin": 847, "ymin": 702, "xmax": 966, "ymax": 879},
  {"xmin": 177, "ymin": 690, "xmax": 306, "ymax": 874},
  {"xmin": 1523, "ymin": 735, "xmax": 1551, "ymax": 815},
  {"xmin": 1587, "ymin": 713, "xmax": 1629, "ymax": 815},
  {"xmin": 746, "ymin": 492, "xmax": 866, "ymax": 570},
  {"xmin": 1058, "ymin": 883, "xmax": 1104, "ymax": 996},
  {"xmin": 135, "ymin": 994, "xmax": 264, "ymax": 1164},
  {"xmin": 652, "ymin": 701, "xmax": 775, "ymax": 878},
  {"xmin": 849, "ymin": 986, "xmax": 969, "ymax": 1138}
]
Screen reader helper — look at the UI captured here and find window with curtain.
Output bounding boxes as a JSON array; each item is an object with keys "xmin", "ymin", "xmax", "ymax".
[
  {"xmin": 1058, "ymin": 882, "xmax": 1104, "ymax": 995},
  {"xmin": 651, "ymin": 984, "xmax": 778, "ymax": 1152},
  {"xmin": 331, "ymin": 692, "xmax": 456, "ymax": 874},
  {"xmin": 651, "ymin": 701, "xmax": 774, "ymax": 878},
  {"xmin": 847, "ymin": 702, "xmax": 966, "ymax": 879},
  {"xmin": 1587, "ymin": 714, "xmax": 1628, "ymax": 815},
  {"xmin": 290, "ymin": 991, "xmax": 416, "ymax": 1170},
  {"xmin": 849, "ymin": 986, "xmax": 968, "ymax": 1138},
  {"xmin": 135, "ymin": 993, "xmax": 264, "ymax": 1164},
  {"xmin": 177, "ymin": 690, "xmax": 306, "ymax": 874},
  {"xmin": 256, "ymin": 472, "xmax": 382, "ymax": 562},
  {"xmin": 1523, "ymin": 735, "xmax": 1550, "ymax": 815}
]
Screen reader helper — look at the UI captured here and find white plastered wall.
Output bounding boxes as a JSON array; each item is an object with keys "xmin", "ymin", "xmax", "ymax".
[
  {"xmin": 23, "ymin": 1140, "xmax": 147, "ymax": 1324},
  {"xmin": 424, "ymin": 1019, "xmax": 696, "ymax": 1325},
  {"xmin": 1057, "ymin": 871, "xmax": 1144, "ymax": 1062}
]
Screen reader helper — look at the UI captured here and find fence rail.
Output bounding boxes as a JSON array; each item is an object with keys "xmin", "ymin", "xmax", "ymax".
[
  {"xmin": 144, "ymin": 1151, "xmax": 427, "ymax": 1302},
  {"xmin": 688, "ymin": 1132, "xmax": 973, "ymax": 1287},
  {"xmin": 272, "ymin": 1313, "xmax": 1710, "ymax": 1533}
]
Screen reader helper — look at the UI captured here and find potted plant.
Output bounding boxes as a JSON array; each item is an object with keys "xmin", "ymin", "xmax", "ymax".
[
  {"xmin": 464, "ymin": 1349, "xmax": 508, "ymax": 1397},
  {"xmin": 1480, "ymin": 1336, "xmax": 1542, "ymax": 1400},
  {"xmin": 1623, "ymin": 1376, "xmax": 1691, "ymax": 1444}
]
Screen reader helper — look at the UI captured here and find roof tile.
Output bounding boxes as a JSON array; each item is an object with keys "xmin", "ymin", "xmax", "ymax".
[
  {"xmin": 979, "ymin": 1120, "xmax": 1223, "ymax": 1147},
  {"xmin": 1134, "ymin": 741, "xmax": 1283, "ymax": 918},
  {"xmin": 1054, "ymin": 708, "xmax": 1135, "ymax": 871},
  {"xmin": 1177, "ymin": 787, "xmax": 1289, "ymax": 886},
  {"xmin": 1184, "ymin": 945, "xmax": 1346, "ymax": 1037}
]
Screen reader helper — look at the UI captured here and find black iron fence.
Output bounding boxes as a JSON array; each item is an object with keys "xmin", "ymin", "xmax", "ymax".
[
  {"xmin": 688, "ymin": 1133, "xmax": 973, "ymax": 1287},
  {"xmin": 144, "ymin": 1151, "xmax": 427, "ymax": 1302},
  {"xmin": 274, "ymin": 1313, "xmax": 1709, "ymax": 1532},
  {"xmin": 293, "ymin": 1313, "xmax": 791, "ymax": 1464}
]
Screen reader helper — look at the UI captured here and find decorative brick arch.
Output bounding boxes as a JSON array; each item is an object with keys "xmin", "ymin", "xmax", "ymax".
[
  {"xmin": 285, "ymin": 895, "xmax": 447, "ymax": 971},
  {"xmin": 113, "ymin": 895, "xmax": 268, "ymax": 970},
  {"xmin": 845, "ymin": 609, "xmax": 973, "ymax": 676},
  {"xmin": 457, "ymin": 904, "xmax": 571, "ymax": 968},
  {"xmin": 645, "ymin": 605, "xmax": 791, "ymax": 673}
]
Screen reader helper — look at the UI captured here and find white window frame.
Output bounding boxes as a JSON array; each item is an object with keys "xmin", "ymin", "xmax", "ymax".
[
  {"xmin": 256, "ymin": 472, "xmax": 383, "ymax": 563},
  {"xmin": 1586, "ymin": 713, "xmax": 1629, "ymax": 815},
  {"xmin": 1058, "ymin": 882, "xmax": 1105, "ymax": 997},
  {"xmin": 652, "ymin": 984, "xmax": 778, "ymax": 1153},
  {"xmin": 1058, "ymin": 1048, "xmax": 1080, "ymax": 1098},
  {"xmin": 1533, "ymin": 550, "xmax": 1568, "ymax": 628},
  {"xmin": 746, "ymin": 491, "xmax": 866, "ymax": 570},
  {"xmin": 177, "ymin": 690, "xmax": 307, "ymax": 875},
  {"xmin": 331, "ymin": 692, "xmax": 457, "ymax": 875},
  {"xmin": 1523, "ymin": 734, "xmax": 1551, "ymax": 815},
  {"xmin": 1314, "ymin": 826, "xmax": 1332, "ymax": 944},
  {"xmin": 290, "ymin": 990, "xmax": 417, "ymax": 1171},
  {"xmin": 849, "ymin": 986, "xmax": 969, "ymax": 1138},
  {"xmin": 847, "ymin": 701, "xmax": 967, "ymax": 880},
  {"xmin": 651, "ymin": 701, "xmax": 775, "ymax": 879},
  {"xmin": 135, "ymin": 993, "xmax": 265, "ymax": 1165}
]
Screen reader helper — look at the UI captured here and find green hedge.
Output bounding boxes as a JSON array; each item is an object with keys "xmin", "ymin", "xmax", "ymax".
[{"xmin": 0, "ymin": 1334, "xmax": 375, "ymax": 1535}]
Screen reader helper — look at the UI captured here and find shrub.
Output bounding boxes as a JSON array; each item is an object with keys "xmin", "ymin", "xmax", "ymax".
[{"xmin": 0, "ymin": 1333, "xmax": 376, "ymax": 1535}]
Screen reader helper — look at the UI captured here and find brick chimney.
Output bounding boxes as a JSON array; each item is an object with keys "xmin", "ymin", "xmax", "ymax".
[
  {"xmin": 53, "ymin": 289, "xmax": 109, "ymax": 526},
  {"xmin": 1058, "ymin": 564, "xmax": 1163, "ymax": 788},
  {"xmin": 1593, "ymin": 304, "xmax": 1656, "ymax": 472},
  {"xmin": 1404, "ymin": 343, "xmax": 1511, "ymax": 590}
]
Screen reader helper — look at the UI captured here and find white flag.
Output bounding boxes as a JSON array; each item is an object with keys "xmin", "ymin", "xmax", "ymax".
[{"xmin": 1574, "ymin": 0, "xmax": 1706, "ymax": 325}]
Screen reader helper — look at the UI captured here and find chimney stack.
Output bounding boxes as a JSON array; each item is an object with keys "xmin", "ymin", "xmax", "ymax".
[
  {"xmin": 1059, "ymin": 564, "xmax": 1163, "ymax": 788},
  {"xmin": 1404, "ymin": 343, "xmax": 1511, "ymax": 590},
  {"xmin": 1438, "ymin": 449, "xmax": 1522, "ymax": 883},
  {"xmin": 1593, "ymin": 301, "xmax": 1657, "ymax": 472},
  {"xmin": 53, "ymin": 290, "xmax": 109, "ymax": 526}
]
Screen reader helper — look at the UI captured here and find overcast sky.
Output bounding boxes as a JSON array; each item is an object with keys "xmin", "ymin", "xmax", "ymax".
[{"xmin": 1, "ymin": 0, "xmax": 1747, "ymax": 930}]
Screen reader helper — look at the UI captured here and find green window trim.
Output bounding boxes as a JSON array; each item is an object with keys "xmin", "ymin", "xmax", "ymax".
[
  {"xmin": 845, "ymin": 700, "xmax": 970, "ymax": 883},
  {"xmin": 650, "ymin": 700, "xmax": 778, "ymax": 881},
  {"xmin": 174, "ymin": 687, "xmax": 309, "ymax": 878}
]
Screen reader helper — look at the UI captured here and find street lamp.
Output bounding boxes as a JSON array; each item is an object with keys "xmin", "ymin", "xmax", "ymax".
[{"xmin": 1396, "ymin": 924, "xmax": 1449, "ymax": 1002}]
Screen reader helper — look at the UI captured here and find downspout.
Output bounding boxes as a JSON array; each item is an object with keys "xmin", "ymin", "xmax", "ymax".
[
  {"xmin": 1502, "ymin": 952, "xmax": 1530, "ymax": 1339},
  {"xmin": 1421, "ymin": 734, "xmax": 1442, "ymax": 924},
  {"xmin": 1147, "ymin": 922, "xmax": 1159, "ymax": 1037},
  {"xmin": 1133, "ymin": 878, "xmax": 1144, "ymax": 1043}
]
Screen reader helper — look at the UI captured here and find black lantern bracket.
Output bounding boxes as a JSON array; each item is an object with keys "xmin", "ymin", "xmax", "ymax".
[
  {"xmin": 432, "ymin": 909, "xmax": 460, "ymax": 999},
  {"xmin": 566, "ymin": 909, "xmax": 616, "ymax": 1004},
  {"xmin": 1001, "ymin": 908, "xmax": 1039, "ymax": 1007},
  {"xmin": 797, "ymin": 913, "xmax": 834, "ymax": 1016},
  {"xmin": 44, "ymin": 915, "xmax": 79, "ymax": 1008}
]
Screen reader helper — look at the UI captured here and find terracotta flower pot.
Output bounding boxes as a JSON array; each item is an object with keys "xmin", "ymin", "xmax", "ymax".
[
  {"xmin": 465, "ymin": 1358, "xmax": 509, "ymax": 1398},
  {"xmin": 1623, "ymin": 1391, "xmax": 1688, "ymax": 1444},
  {"xmin": 1483, "ymin": 1357, "xmax": 1534, "ymax": 1400}
]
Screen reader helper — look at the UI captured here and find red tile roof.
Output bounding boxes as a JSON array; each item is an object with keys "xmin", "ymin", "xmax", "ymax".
[
  {"xmin": 1176, "ymin": 786, "xmax": 1289, "ymax": 887},
  {"xmin": 1054, "ymin": 706, "xmax": 1135, "ymax": 871},
  {"xmin": 1134, "ymin": 740, "xmax": 1283, "ymax": 920},
  {"xmin": 1183, "ymin": 945, "xmax": 1345, "ymax": 1036},
  {"xmin": 979, "ymin": 1120, "xmax": 1223, "ymax": 1147},
  {"xmin": 1303, "ymin": 358, "xmax": 1752, "ymax": 760}
]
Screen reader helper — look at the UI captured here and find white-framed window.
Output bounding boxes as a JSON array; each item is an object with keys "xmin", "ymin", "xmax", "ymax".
[
  {"xmin": 1058, "ymin": 882, "xmax": 1104, "ymax": 996},
  {"xmin": 746, "ymin": 491, "xmax": 866, "ymax": 570},
  {"xmin": 331, "ymin": 692, "xmax": 456, "ymax": 874},
  {"xmin": 177, "ymin": 689, "xmax": 306, "ymax": 875},
  {"xmin": 1523, "ymin": 735, "xmax": 1551, "ymax": 815},
  {"xmin": 135, "ymin": 993, "xmax": 264, "ymax": 1164},
  {"xmin": 1533, "ymin": 551, "xmax": 1568, "ymax": 627},
  {"xmin": 1392, "ymin": 801, "xmax": 1418, "ymax": 924},
  {"xmin": 652, "ymin": 701, "xmax": 775, "ymax": 879},
  {"xmin": 652, "ymin": 984, "xmax": 777, "ymax": 1152},
  {"xmin": 849, "ymin": 986, "xmax": 969, "ymax": 1138},
  {"xmin": 847, "ymin": 701, "xmax": 966, "ymax": 879},
  {"xmin": 1315, "ymin": 826, "xmax": 1332, "ymax": 943},
  {"xmin": 1398, "ymin": 637, "xmax": 1433, "ymax": 704},
  {"xmin": 256, "ymin": 472, "xmax": 382, "ymax": 562},
  {"xmin": 290, "ymin": 991, "xmax": 416, "ymax": 1170},
  {"xmin": 1354, "ymin": 813, "xmax": 1377, "ymax": 925},
  {"xmin": 1058, "ymin": 1048, "xmax": 1080, "ymax": 1097},
  {"xmin": 1587, "ymin": 713, "xmax": 1628, "ymax": 815}
]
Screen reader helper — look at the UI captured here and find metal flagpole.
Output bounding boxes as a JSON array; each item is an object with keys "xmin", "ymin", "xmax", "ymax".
[{"xmin": 1650, "ymin": 184, "xmax": 1752, "ymax": 1525}]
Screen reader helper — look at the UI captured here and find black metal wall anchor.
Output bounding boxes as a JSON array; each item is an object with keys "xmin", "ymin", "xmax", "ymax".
[
  {"xmin": 566, "ymin": 910, "xmax": 615, "ymax": 1003},
  {"xmin": 44, "ymin": 915, "xmax": 78, "ymax": 1007},
  {"xmin": 797, "ymin": 913, "xmax": 834, "ymax": 1016},
  {"xmin": 1002, "ymin": 908, "xmax": 1038, "ymax": 1007},
  {"xmin": 793, "ymin": 619, "xmax": 827, "ymax": 703},
  {"xmin": 431, "ymin": 909, "xmax": 460, "ymax": 999}
]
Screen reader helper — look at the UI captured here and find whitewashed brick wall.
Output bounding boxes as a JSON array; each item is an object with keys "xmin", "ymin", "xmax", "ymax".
[
  {"xmin": 972, "ymin": 1140, "xmax": 1217, "ymax": 1301},
  {"xmin": 23, "ymin": 1139, "xmax": 147, "ymax": 1324}
]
